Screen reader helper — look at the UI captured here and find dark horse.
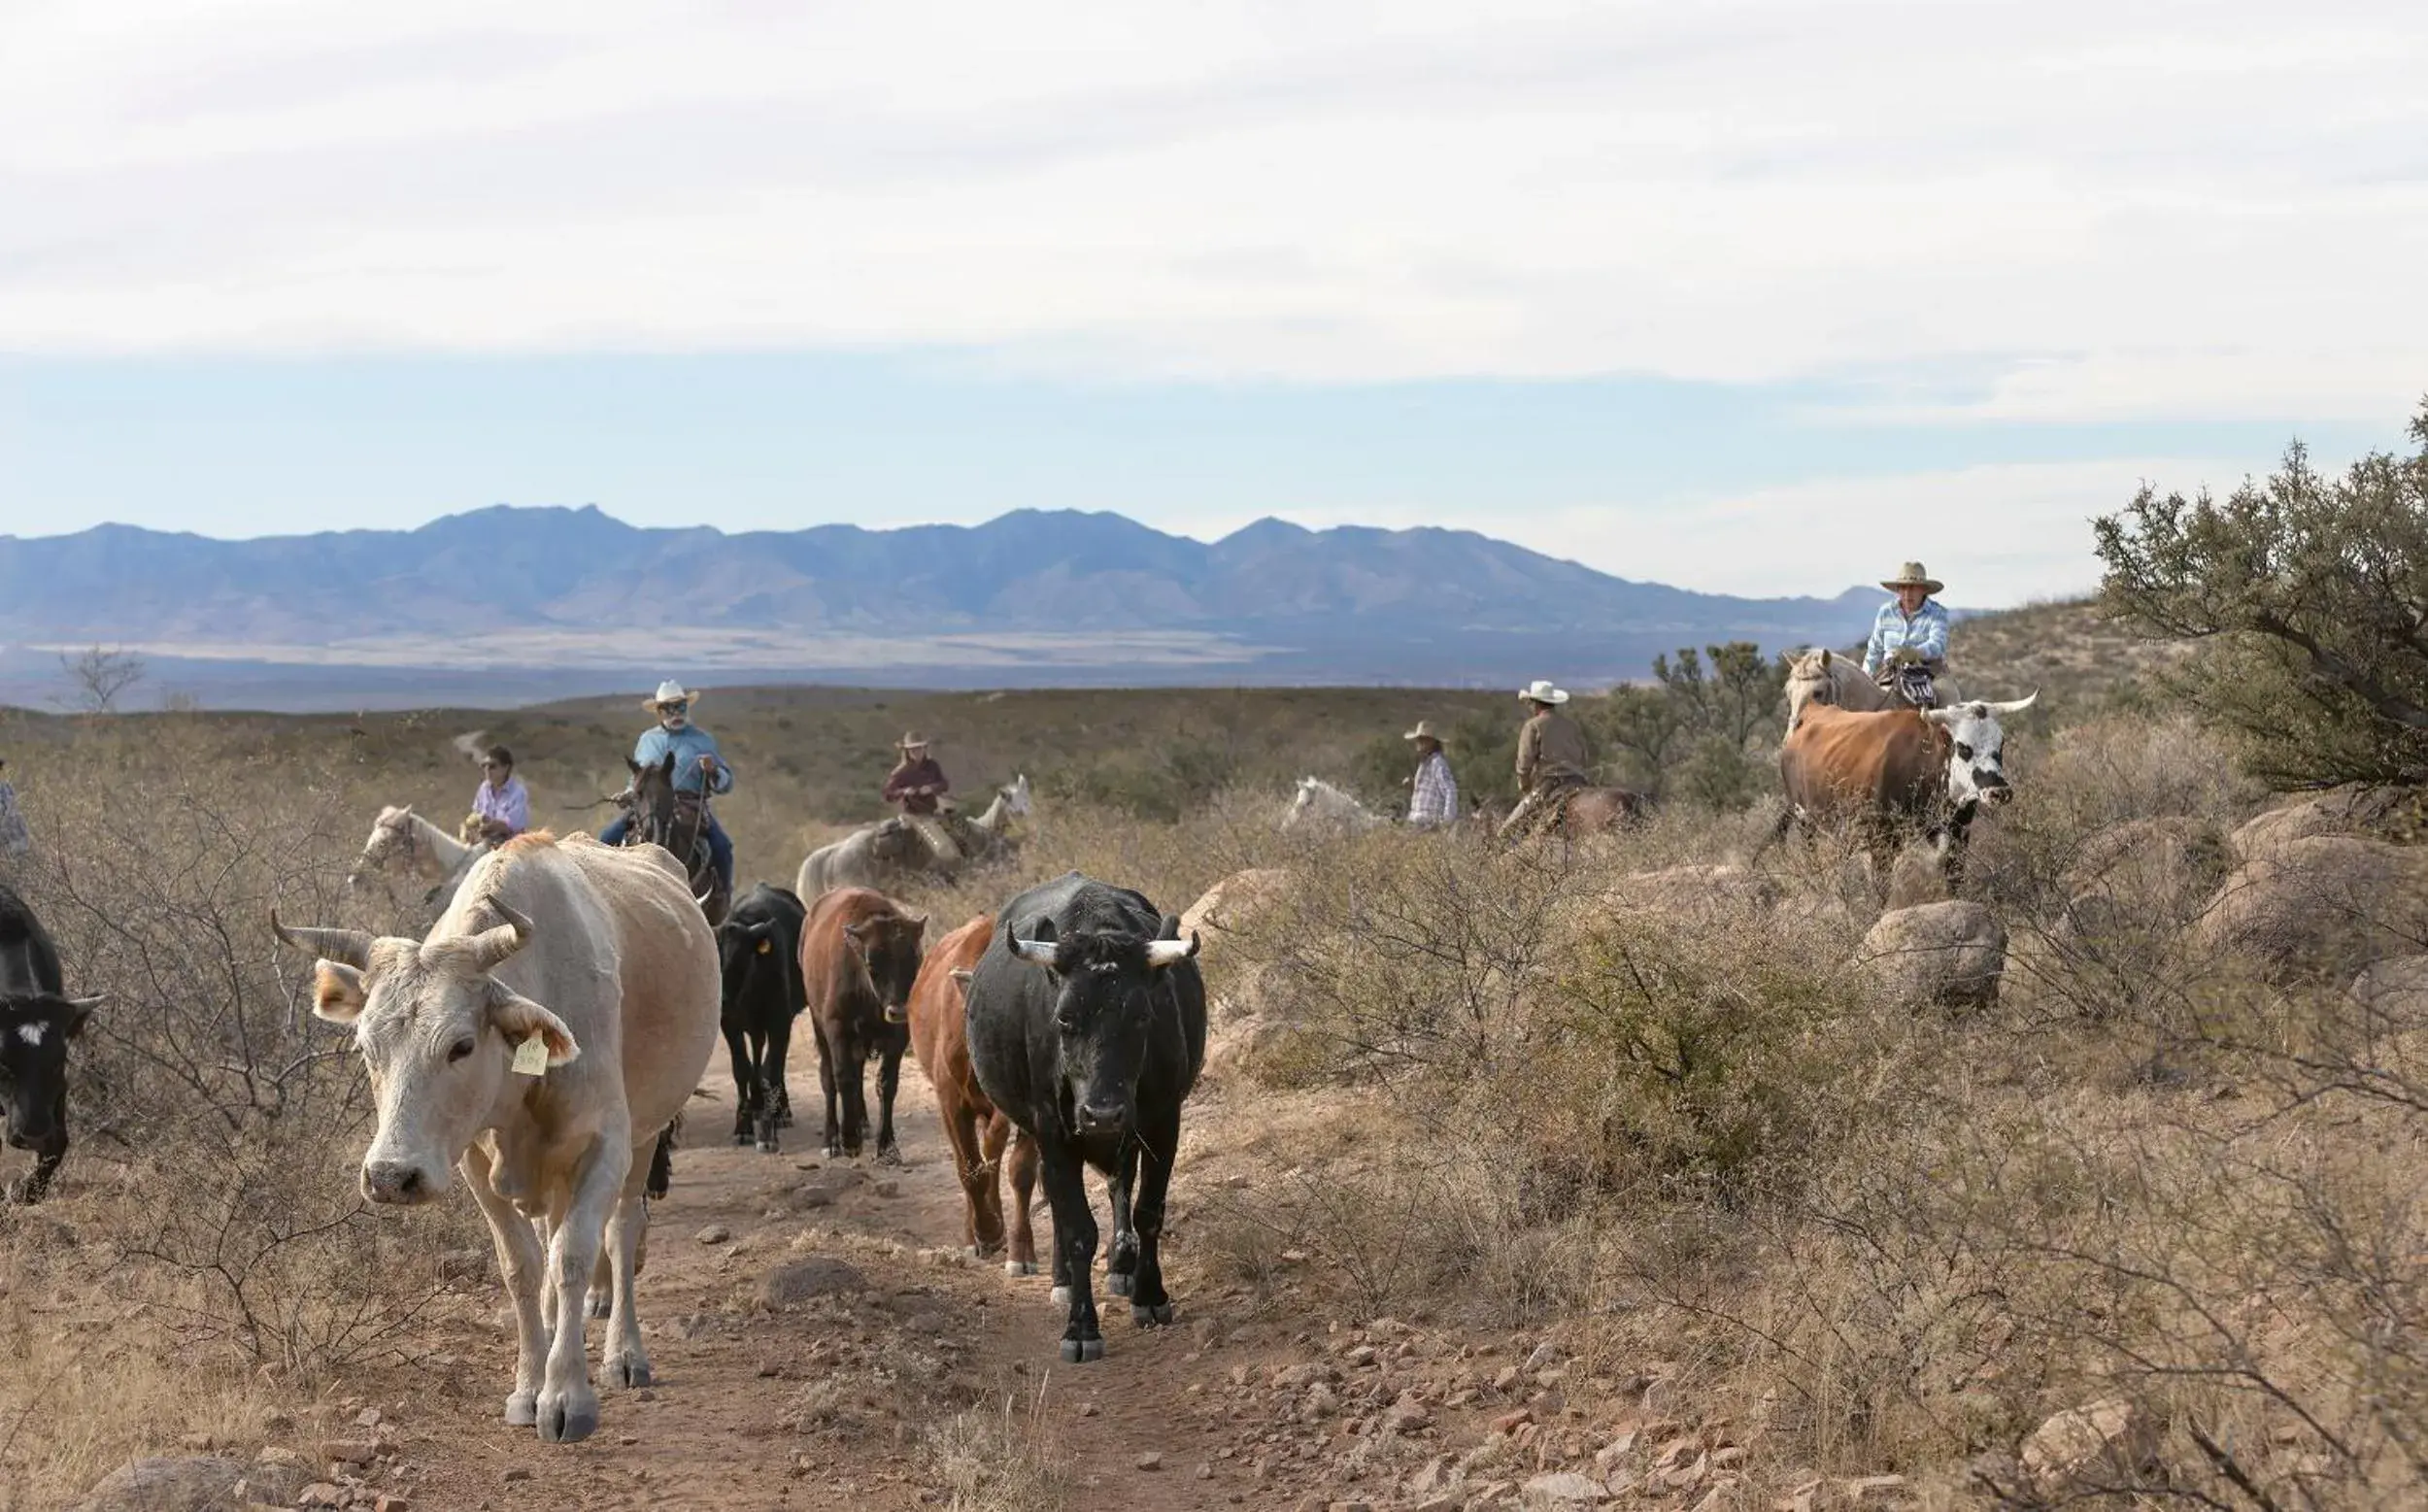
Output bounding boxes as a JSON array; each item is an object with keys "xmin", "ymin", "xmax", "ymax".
[{"xmin": 622, "ymin": 752, "xmax": 731, "ymax": 928}]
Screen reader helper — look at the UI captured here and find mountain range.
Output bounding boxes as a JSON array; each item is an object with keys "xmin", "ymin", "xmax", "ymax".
[{"xmin": 0, "ymin": 506, "xmax": 1888, "ymax": 710}]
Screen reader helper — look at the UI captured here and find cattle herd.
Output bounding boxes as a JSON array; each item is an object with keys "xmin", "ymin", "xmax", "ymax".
[{"xmin": 0, "ymin": 667, "xmax": 2042, "ymax": 1447}]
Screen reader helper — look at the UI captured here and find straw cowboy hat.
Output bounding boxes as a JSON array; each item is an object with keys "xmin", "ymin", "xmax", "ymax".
[
  {"xmin": 1517, "ymin": 680, "xmax": 1571, "ymax": 705},
  {"xmin": 1881, "ymin": 562, "xmax": 1944, "ymax": 594},
  {"xmin": 1402, "ymin": 721, "xmax": 1446, "ymax": 743},
  {"xmin": 643, "ymin": 680, "xmax": 701, "ymax": 708},
  {"xmin": 896, "ymin": 730, "xmax": 931, "ymax": 751}
]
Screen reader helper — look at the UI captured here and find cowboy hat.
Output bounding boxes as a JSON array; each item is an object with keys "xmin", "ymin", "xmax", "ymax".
[
  {"xmin": 643, "ymin": 680, "xmax": 701, "ymax": 708},
  {"xmin": 896, "ymin": 730, "xmax": 931, "ymax": 750},
  {"xmin": 1517, "ymin": 680, "xmax": 1570, "ymax": 705},
  {"xmin": 1403, "ymin": 721, "xmax": 1446, "ymax": 743},
  {"xmin": 1881, "ymin": 562, "xmax": 1944, "ymax": 594}
]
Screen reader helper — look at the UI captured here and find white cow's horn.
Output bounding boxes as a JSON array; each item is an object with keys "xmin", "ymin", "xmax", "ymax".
[
  {"xmin": 270, "ymin": 911, "xmax": 374, "ymax": 967},
  {"xmin": 1985, "ymin": 689, "xmax": 2040, "ymax": 717},
  {"xmin": 1012, "ymin": 938, "xmax": 1059, "ymax": 965},
  {"xmin": 465, "ymin": 899, "xmax": 534, "ymax": 972},
  {"xmin": 1146, "ymin": 932, "xmax": 1201, "ymax": 968}
]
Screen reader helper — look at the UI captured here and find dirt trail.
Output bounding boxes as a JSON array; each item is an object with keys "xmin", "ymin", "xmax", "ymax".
[{"xmin": 360, "ymin": 1058, "xmax": 1290, "ymax": 1512}]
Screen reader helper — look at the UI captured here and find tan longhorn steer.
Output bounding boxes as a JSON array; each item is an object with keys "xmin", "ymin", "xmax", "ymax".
[{"xmin": 274, "ymin": 831, "xmax": 720, "ymax": 1444}]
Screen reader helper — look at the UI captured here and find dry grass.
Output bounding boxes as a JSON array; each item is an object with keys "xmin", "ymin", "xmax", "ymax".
[{"xmin": 919, "ymin": 1379, "xmax": 1076, "ymax": 1512}]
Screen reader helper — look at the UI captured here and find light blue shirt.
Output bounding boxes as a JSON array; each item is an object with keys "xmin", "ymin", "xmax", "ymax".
[
  {"xmin": 1863, "ymin": 598, "xmax": 1950, "ymax": 675},
  {"xmin": 632, "ymin": 723, "xmax": 734, "ymax": 795}
]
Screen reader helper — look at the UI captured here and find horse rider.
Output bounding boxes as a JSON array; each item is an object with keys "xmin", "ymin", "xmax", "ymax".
[
  {"xmin": 1497, "ymin": 681, "xmax": 1592, "ymax": 840},
  {"xmin": 1864, "ymin": 561, "xmax": 1952, "ymax": 705},
  {"xmin": 599, "ymin": 680, "xmax": 735, "ymax": 894},
  {"xmin": 883, "ymin": 731, "xmax": 950, "ymax": 818},
  {"xmin": 1403, "ymin": 721, "xmax": 1460, "ymax": 829},
  {"xmin": 466, "ymin": 744, "xmax": 529, "ymax": 845}
]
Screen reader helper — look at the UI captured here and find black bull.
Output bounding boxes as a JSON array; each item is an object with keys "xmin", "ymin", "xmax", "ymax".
[{"xmin": 962, "ymin": 872, "xmax": 1205, "ymax": 1363}]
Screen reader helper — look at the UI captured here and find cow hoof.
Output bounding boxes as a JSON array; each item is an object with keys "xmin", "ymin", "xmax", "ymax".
[
  {"xmin": 1060, "ymin": 1337, "xmax": 1105, "ymax": 1363},
  {"xmin": 756, "ymin": 1138, "xmax": 779, "ymax": 1155},
  {"xmin": 1004, "ymin": 1260, "xmax": 1036, "ymax": 1276},
  {"xmin": 505, "ymin": 1392, "xmax": 538, "ymax": 1428},
  {"xmin": 605, "ymin": 1353, "xmax": 653, "ymax": 1390},
  {"xmin": 1131, "ymin": 1302, "xmax": 1175, "ymax": 1327},
  {"xmin": 1107, "ymin": 1271, "xmax": 1134, "ymax": 1297},
  {"xmin": 1050, "ymin": 1285, "xmax": 1071, "ymax": 1305},
  {"xmin": 538, "ymin": 1393, "xmax": 599, "ymax": 1444}
]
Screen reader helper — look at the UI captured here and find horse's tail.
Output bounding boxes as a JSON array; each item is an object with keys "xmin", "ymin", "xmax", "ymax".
[{"xmin": 647, "ymin": 1115, "xmax": 680, "ymax": 1199}]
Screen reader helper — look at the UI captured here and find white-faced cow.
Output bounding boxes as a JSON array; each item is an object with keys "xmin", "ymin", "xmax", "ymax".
[
  {"xmin": 1770, "ymin": 692, "xmax": 2039, "ymax": 895},
  {"xmin": 273, "ymin": 832, "xmax": 720, "ymax": 1444},
  {"xmin": 1, "ymin": 883, "xmax": 103, "ymax": 1203},
  {"xmin": 963, "ymin": 871, "xmax": 1205, "ymax": 1362}
]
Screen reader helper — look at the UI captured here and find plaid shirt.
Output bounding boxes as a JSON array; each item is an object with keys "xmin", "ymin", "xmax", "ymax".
[
  {"xmin": 1863, "ymin": 597, "xmax": 1950, "ymax": 675},
  {"xmin": 1408, "ymin": 751, "xmax": 1459, "ymax": 827}
]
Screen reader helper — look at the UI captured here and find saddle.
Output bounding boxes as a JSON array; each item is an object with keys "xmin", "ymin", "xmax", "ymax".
[{"xmin": 1889, "ymin": 663, "xmax": 1938, "ymax": 709}]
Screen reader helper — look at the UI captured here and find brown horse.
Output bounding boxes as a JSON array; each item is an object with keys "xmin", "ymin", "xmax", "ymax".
[
  {"xmin": 1484, "ymin": 784, "xmax": 1654, "ymax": 840},
  {"xmin": 624, "ymin": 752, "xmax": 729, "ymax": 927},
  {"xmin": 905, "ymin": 915, "xmax": 1040, "ymax": 1270}
]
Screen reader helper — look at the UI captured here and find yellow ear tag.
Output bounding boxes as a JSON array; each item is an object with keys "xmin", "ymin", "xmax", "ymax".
[
  {"xmin": 511, "ymin": 1033, "xmax": 550, "ymax": 1078},
  {"xmin": 757, "ymin": 938, "xmax": 773, "ymax": 956}
]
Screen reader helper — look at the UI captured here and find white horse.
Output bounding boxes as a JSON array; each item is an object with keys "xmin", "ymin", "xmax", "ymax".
[
  {"xmin": 348, "ymin": 804, "xmax": 489, "ymax": 911},
  {"xmin": 1281, "ymin": 777, "xmax": 1387, "ymax": 835},
  {"xmin": 1783, "ymin": 647, "xmax": 1963, "ymax": 730},
  {"xmin": 945, "ymin": 773, "xmax": 1033, "ymax": 863},
  {"xmin": 793, "ymin": 775, "xmax": 1036, "ymax": 901}
]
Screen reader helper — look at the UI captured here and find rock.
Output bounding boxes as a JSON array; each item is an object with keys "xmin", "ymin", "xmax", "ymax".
[
  {"xmin": 2059, "ymin": 816, "xmax": 2232, "ymax": 941},
  {"xmin": 2232, "ymin": 787, "xmax": 2423, "ymax": 860},
  {"xmin": 1521, "ymin": 1469, "xmax": 1609, "ymax": 1505},
  {"xmin": 1522, "ymin": 1341, "xmax": 1563, "ymax": 1372},
  {"xmin": 2020, "ymin": 1397, "xmax": 2157, "ymax": 1498},
  {"xmin": 320, "ymin": 1440, "xmax": 379, "ymax": 1466},
  {"xmin": 2349, "ymin": 954, "xmax": 2428, "ymax": 1016},
  {"xmin": 69, "ymin": 1458, "xmax": 307, "ymax": 1512},
  {"xmin": 1135, "ymin": 1451, "xmax": 1165, "ymax": 1471},
  {"xmin": 2192, "ymin": 836, "xmax": 2428, "ymax": 980},
  {"xmin": 758, "ymin": 1257, "xmax": 867, "ymax": 1308},
  {"xmin": 1842, "ymin": 1473, "xmax": 1909, "ymax": 1503},
  {"xmin": 297, "ymin": 1487, "xmax": 349, "ymax": 1510},
  {"xmin": 1859, "ymin": 900, "xmax": 2006, "ymax": 1008},
  {"xmin": 1181, "ymin": 868, "xmax": 1293, "ymax": 945},
  {"xmin": 695, "ymin": 1224, "xmax": 731, "ymax": 1245}
]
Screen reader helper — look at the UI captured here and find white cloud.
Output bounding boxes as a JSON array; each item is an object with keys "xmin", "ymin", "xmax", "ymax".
[{"xmin": 2, "ymin": 0, "xmax": 2423, "ymax": 420}]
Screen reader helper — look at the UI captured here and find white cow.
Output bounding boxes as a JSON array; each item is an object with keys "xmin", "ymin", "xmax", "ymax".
[{"xmin": 275, "ymin": 831, "xmax": 720, "ymax": 1443}]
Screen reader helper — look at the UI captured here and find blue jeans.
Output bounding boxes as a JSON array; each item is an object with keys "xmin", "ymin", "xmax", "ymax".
[{"xmin": 600, "ymin": 811, "xmax": 733, "ymax": 890}]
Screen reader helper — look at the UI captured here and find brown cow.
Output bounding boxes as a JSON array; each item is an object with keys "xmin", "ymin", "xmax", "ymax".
[
  {"xmin": 797, "ymin": 888, "xmax": 927, "ymax": 1161},
  {"xmin": 906, "ymin": 915, "xmax": 1040, "ymax": 1271},
  {"xmin": 1770, "ymin": 693, "xmax": 2036, "ymax": 895}
]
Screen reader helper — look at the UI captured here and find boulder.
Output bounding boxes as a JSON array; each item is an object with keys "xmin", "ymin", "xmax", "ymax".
[
  {"xmin": 69, "ymin": 1457, "xmax": 307, "ymax": 1512},
  {"xmin": 2019, "ymin": 1397, "xmax": 2159, "ymax": 1499},
  {"xmin": 2232, "ymin": 786, "xmax": 2424, "ymax": 861},
  {"xmin": 1520, "ymin": 1470, "xmax": 1610, "ymax": 1506},
  {"xmin": 2349, "ymin": 954, "xmax": 2428, "ymax": 1016},
  {"xmin": 2191, "ymin": 836, "xmax": 2428, "ymax": 980},
  {"xmin": 1859, "ymin": 900, "xmax": 2006, "ymax": 1008},
  {"xmin": 2060, "ymin": 816, "xmax": 2232, "ymax": 939},
  {"xmin": 1179, "ymin": 868, "xmax": 1293, "ymax": 943}
]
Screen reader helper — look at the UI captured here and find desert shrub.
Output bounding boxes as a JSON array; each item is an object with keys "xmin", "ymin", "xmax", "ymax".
[
  {"xmin": 2095, "ymin": 402, "xmax": 2428, "ymax": 790},
  {"xmin": 1591, "ymin": 642, "xmax": 1785, "ymax": 808},
  {"xmin": 920, "ymin": 1379, "xmax": 1074, "ymax": 1512}
]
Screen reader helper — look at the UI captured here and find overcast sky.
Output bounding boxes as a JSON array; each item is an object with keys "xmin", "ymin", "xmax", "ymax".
[{"xmin": 3, "ymin": 0, "xmax": 2421, "ymax": 602}]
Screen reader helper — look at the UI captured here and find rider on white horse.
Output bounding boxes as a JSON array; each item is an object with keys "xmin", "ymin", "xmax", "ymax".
[{"xmin": 1863, "ymin": 562, "xmax": 1952, "ymax": 708}]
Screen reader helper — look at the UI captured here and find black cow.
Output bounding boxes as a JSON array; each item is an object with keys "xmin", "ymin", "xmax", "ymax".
[
  {"xmin": 716, "ymin": 883, "xmax": 808, "ymax": 1154},
  {"xmin": 964, "ymin": 872, "xmax": 1204, "ymax": 1362},
  {"xmin": 1, "ymin": 883, "xmax": 102, "ymax": 1203}
]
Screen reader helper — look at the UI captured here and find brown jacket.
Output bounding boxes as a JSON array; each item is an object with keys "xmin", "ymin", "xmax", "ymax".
[{"xmin": 1515, "ymin": 709, "xmax": 1589, "ymax": 790}]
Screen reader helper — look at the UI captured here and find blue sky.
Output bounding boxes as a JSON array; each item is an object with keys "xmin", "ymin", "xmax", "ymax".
[{"xmin": 3, "ymin": 1, "xmax": 2422, "ymax": 602}]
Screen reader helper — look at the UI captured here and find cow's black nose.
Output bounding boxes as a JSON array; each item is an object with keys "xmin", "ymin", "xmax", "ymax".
[
  {"xmin": 362, "ymin": 1161, "xmax": 425, "ymax": 1203},
  {"xmin": 1076, "ymin": 1101, "xmax": 1127, "ymax": 1131}
]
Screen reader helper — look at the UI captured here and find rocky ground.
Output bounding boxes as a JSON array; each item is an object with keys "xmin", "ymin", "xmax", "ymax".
[{"xmin": 61, "ymin": 1049, "xmax": 1938, "ymax": 1512}]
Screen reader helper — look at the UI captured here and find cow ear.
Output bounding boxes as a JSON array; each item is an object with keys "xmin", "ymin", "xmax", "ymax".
[
  {"xmin": 1819, "ymin": 649, "xmax": 1831, "ymax": 668},
  {"xmin": 489, "ymin": 987, "xmax": 581, "ymax": 1067},
  {"xmin": 312, "ymin": 961, "xmax": 369, "ymax": 1024}
]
